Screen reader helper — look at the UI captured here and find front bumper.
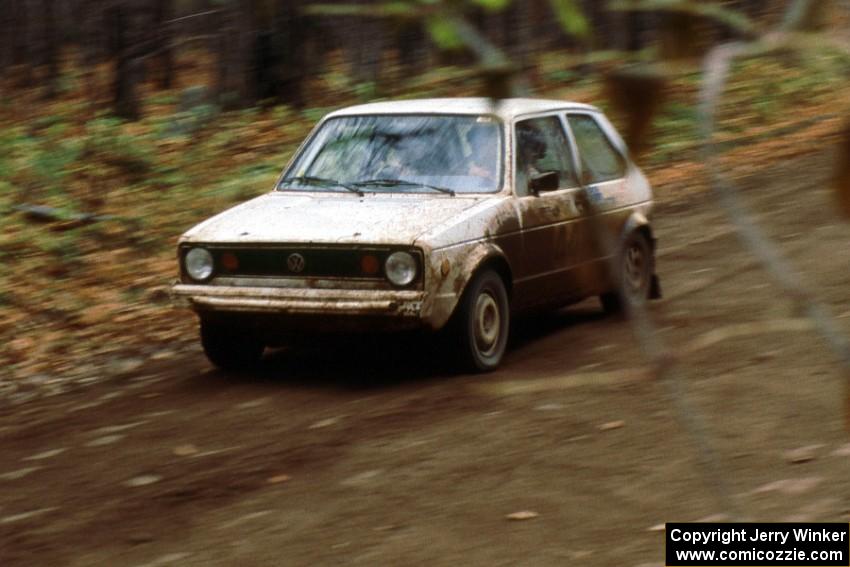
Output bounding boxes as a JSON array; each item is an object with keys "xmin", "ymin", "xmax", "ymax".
[{"xmin": 171, "ymin": 283, "xmax": 425, "ymax": 318}]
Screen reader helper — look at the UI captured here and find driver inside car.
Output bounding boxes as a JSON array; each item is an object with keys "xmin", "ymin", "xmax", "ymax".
[{"xmin": 515, "ymin": 125, "xmax": 549, "ymax": 196}]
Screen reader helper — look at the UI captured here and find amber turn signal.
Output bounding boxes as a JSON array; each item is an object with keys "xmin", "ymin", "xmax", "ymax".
[
  {"xmin": 360, "ymin": 254, "xmax": 380, "ymax": 275},
  {"xmin": 221, "ymin": 252, "xmax": 239, "ymax": 271}
]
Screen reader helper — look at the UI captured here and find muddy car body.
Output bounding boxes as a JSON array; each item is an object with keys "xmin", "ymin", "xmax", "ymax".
[{"xmin": 172, "ymin": 98, "xmax": 659, "ymax": 371}]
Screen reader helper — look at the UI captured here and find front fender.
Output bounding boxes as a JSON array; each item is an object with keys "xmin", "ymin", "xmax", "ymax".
[{"xmin": 420, "ymin": 241, "xmax": 511, "ymax": 330}]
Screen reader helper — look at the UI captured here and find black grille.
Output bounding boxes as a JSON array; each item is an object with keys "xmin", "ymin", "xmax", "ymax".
[{"xmin": 179, "ymin": 245, "xmax": 422, "ymax": 283}]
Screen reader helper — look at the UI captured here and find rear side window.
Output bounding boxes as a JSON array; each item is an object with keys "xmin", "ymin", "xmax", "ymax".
[{"xmin": 568, "ymin": 114, "xmax": 626, "ymax": 183}]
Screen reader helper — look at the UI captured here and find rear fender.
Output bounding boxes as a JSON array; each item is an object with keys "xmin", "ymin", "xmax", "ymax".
[{"xmin": 621, "ymin": 211, "xmax": 661, "ymax": 299}]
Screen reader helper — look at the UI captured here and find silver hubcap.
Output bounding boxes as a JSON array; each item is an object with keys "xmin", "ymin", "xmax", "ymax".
[
  {"xmin": 624, "ymin": 243, "xmax": 646, "ymax": 293},
  {"xmin": 474, "ymin": 291, "xmax": 501, "ymax": 356}
]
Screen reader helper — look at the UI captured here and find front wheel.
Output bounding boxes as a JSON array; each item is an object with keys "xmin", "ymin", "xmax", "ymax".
[
  {"xmin": 200, "ymin": 318, "xmax": 264, "ymax": 372},
  {"xmin": 456, "ymin": 270, "xmax": 510, "ymax": 372},
  {"xmin": 600, "ymin": 230, "xmax": 654, "ymax": 314}
]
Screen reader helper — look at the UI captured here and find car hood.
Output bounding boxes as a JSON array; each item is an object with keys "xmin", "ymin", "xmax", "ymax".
[{"xmin": 180, "ymin": 192, "xmax": 488, "ymax": 245}]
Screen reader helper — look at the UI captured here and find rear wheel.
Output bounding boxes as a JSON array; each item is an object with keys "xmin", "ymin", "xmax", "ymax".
[
  {"xmin": 456, "ymin": 270, "xmax": 510, "ymax": 372},
  {"xmin": 600, "ymin": 230, "xmax": 653, "ymax": 314},
  {"xmin": 200, "ymin": 318, "xmax": 264, "ymax": 371}
]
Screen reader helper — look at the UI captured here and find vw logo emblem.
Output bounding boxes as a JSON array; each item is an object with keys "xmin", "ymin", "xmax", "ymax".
[
  {"xmin": 286, "ymin": 252, "xmax": 306, "ymax": 274},
  {"xmin": 286, "ymin": 253, "xmax": 306, "ymax": 273}
]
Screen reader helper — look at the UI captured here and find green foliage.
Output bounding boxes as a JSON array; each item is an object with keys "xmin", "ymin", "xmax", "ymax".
[
  {"xmin": 353, "ymin": 81, "xmax": 378, "ymax": 102},
  {"xmin": 302, "ymin": 106, "xmax": 335, "ymax": 123},
  {"xmin": 545, "ymin": 69, "xmax": 579, "ymax": 84},
  {"xmin": 151, "ymin": 165, "xmax": 190, "ymax": 189},
  {"xmin": 425, "ymin": 16, "xmax": 464, "ymax": 50},
  {"xmin": 148, "ymin": 92, "xmax": 179, "ymax": 106},
  {"xmin": 87, "ymin": 118, "xmax": 152, "ymax": 167},
  {"xmin": 305, "ymin": 2, "xmax": 418, "ymax": 18},
  {"xmin": 164, "ymin": 104, "xmax": 219, "ymax": 137},
  {"xmin": 548, "ymin": 0, "xmax": 589, "ymax": 38},
  {"xmin": 470, "ymin": 0, "xmax": 511, "ymax": 11},
  {"xmin": 650, "ymin": 101, "xmax": 700, "ymax": 163},
  {"xmin": 214, "ymin": 163, "xmax": 279, "ymax": 203},
  {"xmin": 33, "ymin": 228, "xmax": 85, "ymax": 279}
]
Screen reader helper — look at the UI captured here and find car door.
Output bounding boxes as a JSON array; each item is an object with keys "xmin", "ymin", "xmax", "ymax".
[
  {"xmin": 512, "ymin": 115, "xmax": 588, "ymax": 309},
  {"xmin": 565, "ymin": 112, "xmax": 631, "ymax": 288}
]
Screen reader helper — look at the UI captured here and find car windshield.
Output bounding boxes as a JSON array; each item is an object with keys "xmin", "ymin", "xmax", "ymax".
[{"xmin": 279, "ymin": 114, "xmax": 503, "ymax": 194}]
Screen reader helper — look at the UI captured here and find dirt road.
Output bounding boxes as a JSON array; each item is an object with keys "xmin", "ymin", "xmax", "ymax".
[{"xmin": 2, "ymin": 149, "xmax": 850, "ymax": 566}]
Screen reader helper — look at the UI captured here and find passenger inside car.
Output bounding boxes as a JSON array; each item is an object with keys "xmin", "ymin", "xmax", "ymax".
[{"xmin": 465, "ymin": 122, "xmax": 499, "ymax": 181}]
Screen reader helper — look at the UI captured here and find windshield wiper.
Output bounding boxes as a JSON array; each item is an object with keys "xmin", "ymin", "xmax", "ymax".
[
  {"xmin": 353, "ymin": 178, "xmax": 455, "ymax": 196},
  {"xmin": 279, "ymin": 175, "xmax": 364, "ymax": 196}
]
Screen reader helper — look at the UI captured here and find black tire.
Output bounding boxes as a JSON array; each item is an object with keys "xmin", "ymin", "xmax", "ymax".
[
  {"xmin": 600, "ymin": 230, "xmax": 654, "ymax": 315},
  {"xmin": 200, "ymin": 318, "xmax": 264, "ymax": 372},
  {"xmin": 455, "ymin": 270, "xmax": 510, "ymax": 372}
]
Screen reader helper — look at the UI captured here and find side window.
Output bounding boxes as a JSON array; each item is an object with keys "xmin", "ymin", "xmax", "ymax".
[
  {"xmin": 568, "ymin": 114, "xmax": 626, "ymax": 183},
  {"xmin": 515, "ymin": 116, "xmax": 576, "ymax": 196}
]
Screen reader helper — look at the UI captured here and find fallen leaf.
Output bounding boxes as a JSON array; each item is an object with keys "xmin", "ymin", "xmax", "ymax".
[
  {"xmin": 598, "ymin": 420, "xmax": 625, "ymax": 431},
  {"xmin": 309, "ymin": 417, "xmax": 339, "ymax": 429},
  {"xmin": 751, "ymin": 476, "xmax": 823, "ymax": 496},
  {"xmin": 127, "ymin": 532, "xmax": 154, "ymax": 544},
  {"xmin": 506, "ymin": 510, "xmax": 539, "ymax": 521},
  {"xmin": 535, "ymin": 403, "xmax": 564, "ymax": 411},
  {"xmin": 85, "ymin": 434, "xmax": 124, "ymax": 447},
  {"xmin": 124, "ymin": 474, "xmax": 162, "ymax": 487},
  {"xmin": 173, "ymin": 444, "xmax": 199, "ymax": 457},
  {"xmin": 784, "ymin": 444, "xmax": 823, "ymax": 464},
  {"xmin": 693, "ymin": 513, "xmax": 730, "ymax": 523},
  {"xmin": 0, "ymin": 467, "xmax": 41, "ymax": 481},
  {"xmin": 341, "ymin": 469, "xmax": 381, "ymax": 487}
]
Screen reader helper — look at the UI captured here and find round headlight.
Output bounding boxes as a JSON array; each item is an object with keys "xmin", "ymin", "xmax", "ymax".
[
  {"xmin": 385, "ymin": 251, "xmax": 417, "ymax": 286},
  {"xmin": 185, "ymin": 247, "xmax": 214, "ymax": 281}
]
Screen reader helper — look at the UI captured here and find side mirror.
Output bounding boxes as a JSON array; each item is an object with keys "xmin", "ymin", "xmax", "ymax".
[{"xmin": 530, "ymin": 171, "xmax": 559, "ymax": 194}]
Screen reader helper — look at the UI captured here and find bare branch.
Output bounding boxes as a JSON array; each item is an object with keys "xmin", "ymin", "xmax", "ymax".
[
  {"xmin": 577, "ymin": 186, "xmax": 744, "ymax": 521},
  {"xmin": 782, "ymin": 0, "xmax": 830, "ymax": 32},
  {"xmin": 697, "ymin": 40, "xmax": 850, "ymax": 428},
  {"xmin": 608, "ymin": 0, "xmax": 759, "ymax": 40},
  {"xmin": 164, "ymin": 9, "xmax": 222, "ymax": 25}
]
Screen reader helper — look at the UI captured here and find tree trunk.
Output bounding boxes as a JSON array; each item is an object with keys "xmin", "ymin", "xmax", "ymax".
[
  {"xmin": 43, "ymin": 0, "xmax": 60, "ymax": 99},
  {"xmin": 0, "ymin": 1, "xmax": 10, "ymax": 78},
  {"xmin": 108, "ymin": 2, "xmax": 140, "ymax": 120},
  {"xmin": 11, "ymin": 0, "xmax": 35, "ymax": 88},
  {"xmin": 216, "ymin": 0, "xmax": 256, "ymax": 109},
  {"xmin": 625, "ymin": 10, "xmax": 646, "ymax": 52},
  {"xmin": 396, "ymin": 20, "xmax": 427, "ymax": 77},
  {"xmin": 153, "ymin": 0, "xmax": 174, "ymax": 89},
  {"xmin": 351, "ymin": 16, "xmax": 383, "ymax": 86},
  {"xmin": 79, "ymin": 0, "xmax": 102, "ymax": 114},
  {"xmin": 274, "ymin": 0, "xmax": 307, "ymax": 108}
]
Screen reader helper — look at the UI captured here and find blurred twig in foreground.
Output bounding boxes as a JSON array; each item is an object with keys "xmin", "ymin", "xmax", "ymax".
[{"xmin": 698, "ymin": 37, "xmax": 850, "ymax": 428}]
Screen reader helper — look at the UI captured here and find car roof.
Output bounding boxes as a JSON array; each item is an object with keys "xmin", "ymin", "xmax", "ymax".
[{"xmin": 325, "ymin": 97, "xmax": 599, "ymax": 121}]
